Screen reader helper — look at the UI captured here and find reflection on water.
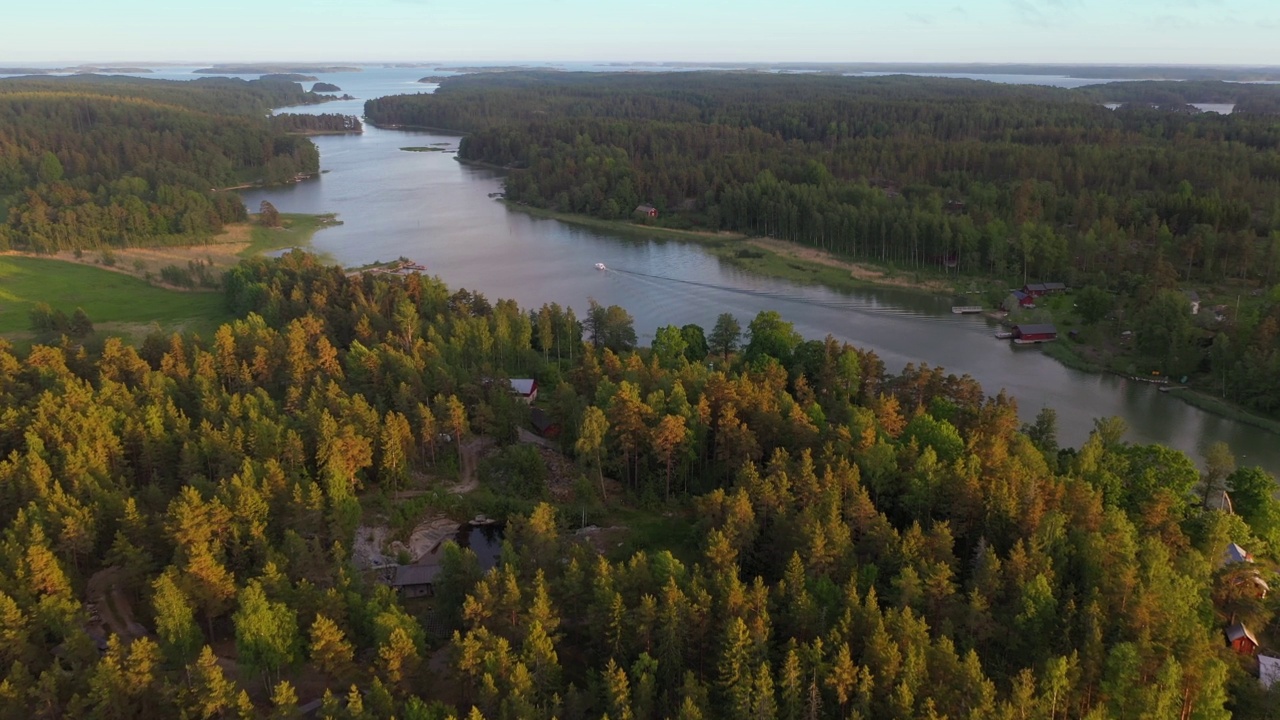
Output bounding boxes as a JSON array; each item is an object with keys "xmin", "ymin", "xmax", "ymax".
[
  {"xmin": 237, "ymin": 70, "xmax": 1280, "ymax": 476},
  {"xmin": 422, "ymin": 525, "xmax": 505, "ymax": 571}
]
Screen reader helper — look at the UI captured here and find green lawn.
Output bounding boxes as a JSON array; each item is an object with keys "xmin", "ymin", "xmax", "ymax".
[{"xmin": 0, "ymin": 256, "xmax": 231, "ymax": 336}]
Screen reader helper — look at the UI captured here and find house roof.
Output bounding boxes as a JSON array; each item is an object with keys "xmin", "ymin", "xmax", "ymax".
[
  {"xmin": 531, "ymin": 407, "xmax": 557, "ymax": 433},
  {"xmin": 1025, "ymin": 283, "xmax": 1048, "ymax": 292},
  {"xmin": 1227, "ymin": 623, "xmax": 1259, "ymax": 646},
  {"xmin": 1226, "ymin": 543, "xmax": 1253, "ymax": 565},
  {"xmin": 1260, "ymin": 656, "xmax": 1280, "ymax": 689},
  {"xmin": 1011, "ymin": 290, "xmax": 1029, "ymax": 300},
  {"xmin": 509, "ymin": 378, "xmax": 537, "ymax": 396},
  {"xmin": 1014, "ymin": 324, "xmax": 1058, "ymax": 336},
  {"xmin": 392, "ymin": 564, "xmax": 440, "ymax": 587},
  {"xmin": 636, "ymin": 204, "xmax": 656, "ymax": 212},
  {"xmin": 1044, "ymin": 282, "xmax": 1067, "ymax": 290}
]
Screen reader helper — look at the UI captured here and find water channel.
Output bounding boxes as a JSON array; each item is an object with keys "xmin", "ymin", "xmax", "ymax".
[{"xmin": 226, "ymin": 67, "xmax": 1280, "ymax": 474}]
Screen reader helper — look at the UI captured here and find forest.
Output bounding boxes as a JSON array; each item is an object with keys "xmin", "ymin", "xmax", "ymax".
[
  {"xmin": 272, "ymin": 114, "xmax": 364, "ymax": 135},
  {"xmin": 364, "ymin": 72, "xmax": 1280, "ymax": 416},
  {"xmin": 2, "ymin": 250, "xmax": 1279, "ymax": 718},
  {"xmin": 0, "ymin": 76, "xmax": 327, "ymax": 253}
]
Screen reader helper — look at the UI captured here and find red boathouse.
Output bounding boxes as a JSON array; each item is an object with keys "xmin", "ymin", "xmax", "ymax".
[{"xmin": 1012, "ymin": 324, "xmax": 1058, "ymax": 344}]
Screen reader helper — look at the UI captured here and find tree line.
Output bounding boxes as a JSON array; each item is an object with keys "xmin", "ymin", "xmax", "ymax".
[
  {"xmin": 271, "ymin": 113, "xmax": 363, "ymax": 134},
  {"xmin": 0, "ymin": 251, "xmax": 1277, "ymax": 717},
  {"xmin": 0, "ymin": 76, "xmax": 329, "ymax": 253}
]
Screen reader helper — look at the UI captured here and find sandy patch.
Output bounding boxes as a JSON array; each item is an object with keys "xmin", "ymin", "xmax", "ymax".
[{"xmin": 745, "ymin": 237, "xmax": 953, "ymax": 293}]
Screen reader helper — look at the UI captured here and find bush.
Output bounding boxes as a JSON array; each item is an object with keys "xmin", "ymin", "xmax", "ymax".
[{"xmin": 480, "ymin": 444, "xmax": 549, "ymax": 500}]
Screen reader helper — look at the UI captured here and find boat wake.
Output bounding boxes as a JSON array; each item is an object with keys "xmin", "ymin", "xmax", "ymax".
[{"xmin": 608, "ymin": 267, "xmax": 983, "ymax": 328}]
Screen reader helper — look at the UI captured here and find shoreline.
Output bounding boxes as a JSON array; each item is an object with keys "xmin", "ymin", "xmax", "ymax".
[
  {"xmin": 501, "ymin": 201, "xmax": 959, "ymax": 297},
  {"xmin": 1041, "ymin": 338, "xmax": 1280, "ymax": 435},
  {"xmin": 499, "ymin": 201, "xmax": 1280, "ymax": 435}
]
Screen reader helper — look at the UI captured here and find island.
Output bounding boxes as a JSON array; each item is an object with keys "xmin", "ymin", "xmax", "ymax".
[
  {"xmin": 260, "ymin": 73, "xmax": 319, "ymax": 82},
  {"xmin": 312, "ymin": 81, "xmax": 342, "ymax": 92},
  {"xmin": 272, "ymin": 112, "xmax": 363, "ymax": 135},
  {"xmin": 0, "ymin": 65, "xmax": 154, "ymax": 75},
  {"xmin": 193, "ymin": 64, "xmax": 362, "ymax": 74}
]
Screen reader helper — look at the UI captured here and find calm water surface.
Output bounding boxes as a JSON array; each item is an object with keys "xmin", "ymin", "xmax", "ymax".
[{"xmin": 26, "ymin": 65, "xmax": 1269, "ymax": 471}]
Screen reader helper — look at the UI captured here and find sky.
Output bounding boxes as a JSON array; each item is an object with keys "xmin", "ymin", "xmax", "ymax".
[{"xmin": 3, "ymin": 0, "xmax": 1279, "ymax": 65}]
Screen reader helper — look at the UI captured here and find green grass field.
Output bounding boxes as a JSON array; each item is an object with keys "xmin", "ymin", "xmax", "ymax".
[{"xmin": 0, "ymin": 256, "xmax": 231, "ymax": 337}]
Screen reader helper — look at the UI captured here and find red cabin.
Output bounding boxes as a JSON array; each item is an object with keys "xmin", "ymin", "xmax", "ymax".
[
  {"xmin": 635, "ymin": 204, "xmax": 658, "ymax": 218},
  {"xmin": 1227, "ymin": 623, "xmax": 1259, "ymax": 655}
]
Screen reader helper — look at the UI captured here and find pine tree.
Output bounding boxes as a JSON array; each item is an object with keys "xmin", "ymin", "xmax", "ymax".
[
  {"xmin": 153, "ymin": 570, "xmax": 202, "ymax": 666},
  {"xmin": 308, "ymin": 614, "xmax": 355, "ymax": 683}
]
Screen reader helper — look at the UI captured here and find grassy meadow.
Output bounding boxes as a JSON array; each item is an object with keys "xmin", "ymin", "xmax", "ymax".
[{"xmin": 0, "ymin": 255, "xmax": 231, "ymax": 338}]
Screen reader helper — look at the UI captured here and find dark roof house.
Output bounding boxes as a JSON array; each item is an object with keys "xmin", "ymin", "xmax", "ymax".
[
  {"xmin": 635, "ymin": 204, "xmax": 658, "ymax": 218},
  {"xmin": 531, "ymin": 407, "xmax": 562, "ymax": 439},
  {"xmin": 391, "ymin": 564, "xmax": 440, "ymax": 599},
  {"xmin": 1012, "ymin": 324, "xmax": 1058, "ymax": 344}
]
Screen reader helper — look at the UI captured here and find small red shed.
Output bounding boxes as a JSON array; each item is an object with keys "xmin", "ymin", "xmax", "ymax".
[
  {"xmin": 635, "ymin": 204, "xmax": 658, "ymax": 218},
  {"xmin": 1227, "ymin": 623, "xmax": 1259, "ymax": 655}
]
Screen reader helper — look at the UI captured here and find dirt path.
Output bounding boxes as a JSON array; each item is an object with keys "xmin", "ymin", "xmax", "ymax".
[
  {"xmin": 447, "ymin": 436, "xmax": 493, "ymax": 494},
  {"xmin": 745, "ymin": 237, "xmax": 954, "ymax": 293},
  {"xmin": 85, "ymin": 567, "xmax": 148, "ymax": 641}
]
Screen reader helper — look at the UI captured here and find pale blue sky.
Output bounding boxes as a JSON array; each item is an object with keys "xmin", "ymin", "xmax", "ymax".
[{"xmin": 3, "ymin": 0, "xmax": 1278, "ymax": 65}]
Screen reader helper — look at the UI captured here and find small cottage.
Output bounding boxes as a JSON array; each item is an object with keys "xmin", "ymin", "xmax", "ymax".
[
  {"xmin": 635, "ymin": 204, "xmax": 658, "ymax": 218},
  {"xmin": 1023, "ymin": 283, "xmax": 1049, "ymax": 298},
  {"xmin": 530, "ymin": 407, "xmax": 562, "ymax": 439},
  {"xmin": 1043, "ymin": 282, "xmax": 1067, "ymax": 293},
  {"xmin": 391, "ymin": 564, "xmax": 440, "ymax": 599},
  {"xmin": 1227, "ymin": 623, "xmax": 1259, "ymax": 655},
  {"xmin": 1003, "ymin": 291, "xmax": 1036, "ymax": 311},
  {"xmin": 509, "ymin": 378, "xmax": 538, "ymax": 404}
]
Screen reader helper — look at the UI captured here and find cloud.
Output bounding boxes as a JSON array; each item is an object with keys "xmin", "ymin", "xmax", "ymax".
[
  {"xmin": 1008, "ymin": 0, "xmax": 1050, "ymax": 25},
  {"xmin": 907, "ymin": 12, "xmax": 934, "ymax": 26}
]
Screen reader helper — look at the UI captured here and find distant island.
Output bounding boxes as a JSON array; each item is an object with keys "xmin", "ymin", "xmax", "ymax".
[
  {"xmin": 432, "ymin": 65, "xmax": 560, "ymax": 73},
  {"xmin": 653, "ymin": 61, "xmax": 1280, "ymax": 82},
  {"xmin": 0, "ymin": 65, "xmax": 154, "ymax": 75},
  {"xmin": 260, "ymin": 73, "xmax": 318, "ymax": 82},
  {"xmin": 194, "ymin": 64, "xmax": 362, "ymax": 74},
  {"xmin": 312, "ymin": 81, "xmax": 342, "ymax": 92}
]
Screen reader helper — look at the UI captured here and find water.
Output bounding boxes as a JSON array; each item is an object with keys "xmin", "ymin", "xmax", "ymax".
[
  {"xmin": 12, "ymin": 64, "xmax": 1280, "ymax": 472},
  {"xmin": 422, "ymin": 524, "xmax": 505, "ymax": 571}
]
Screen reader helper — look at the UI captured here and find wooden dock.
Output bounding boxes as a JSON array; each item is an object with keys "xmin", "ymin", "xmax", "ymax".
[{"xmin": 951, "ymin": 305, "xmax": 983, "ymax": 314}]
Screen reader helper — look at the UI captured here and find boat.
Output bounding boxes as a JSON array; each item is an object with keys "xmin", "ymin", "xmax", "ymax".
[
  {"xmin": 951, "ymin": 305, "xmax": 983, "ymax": 314},
  {"xmin": 994, "ymin": 331, "xmax": 1014, "ymax": 339},
  {"xmin": 1012, "ymin": 337, "xmax": 1054, "ymax": 345},
  {"xmin": 595, "ymin": 262, "xmax": 607, "ymax": 270}
]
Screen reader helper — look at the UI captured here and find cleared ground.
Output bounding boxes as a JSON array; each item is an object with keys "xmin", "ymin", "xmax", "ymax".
[{"xmin": 0, "ymin": 213, "xmax": 335, "ymax": 340}]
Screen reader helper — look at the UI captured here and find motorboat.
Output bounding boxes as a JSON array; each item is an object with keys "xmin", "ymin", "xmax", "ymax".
[{"xmin": 595, "ymin": 262, "xmax": 607, "ymax": 270}]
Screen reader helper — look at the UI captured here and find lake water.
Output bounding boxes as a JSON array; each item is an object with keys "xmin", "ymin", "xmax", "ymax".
[{"xmin": 11, "ymin": 64, "xmax": 1279, "ymax": 473}]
